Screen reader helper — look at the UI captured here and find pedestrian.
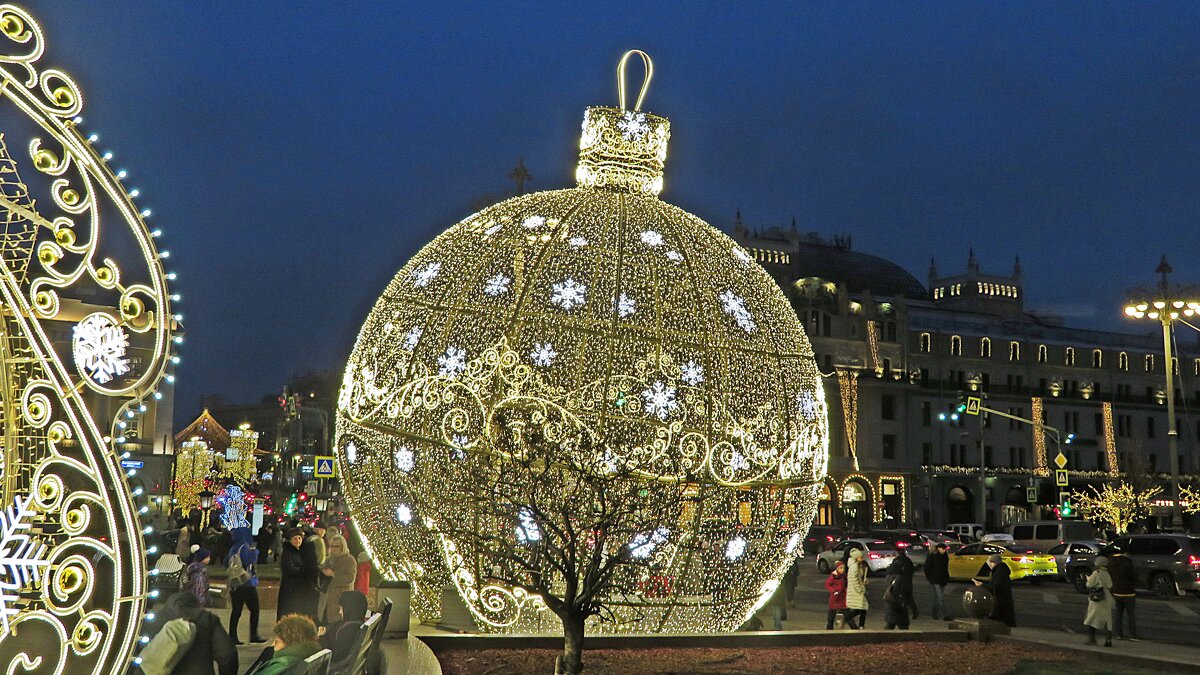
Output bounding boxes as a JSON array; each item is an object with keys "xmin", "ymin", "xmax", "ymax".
[
  {"xmin": 143, "ymin": 591, "xmax": 238, "ymax": 675},
  {"xmin": 278, "ymin": 527, "xmax": 321, "ymax": 622},
  {"xmin": 318, "ymin": 591, "xmax": 369, "ymax": 664},
  {"xmin": 782, "ymin": 553, "xmax": 800, "ymax": 608},
  {"xmin": 883, "ymin": 549, "xmax": 913, "ymax": 630},
  {"xmin": 175, "ymin": 522, "xmax": 192, "ymax": 559},
  {"xmin": 924, "ymin": 542, "xmax": 952, "ymax": 620},
  {"xmin": 244, "ymin": 614, "xmax": 322, "ymax": 675},
  {"xmin": 318, "ymin": 534, "xmax": 358, "ymax": 624},
  {"xmin": 973, "ymin": 554, "xmax": 1015, "ymax": 627},
  {"xmin": 1107, "ymin": 545, "xmax": 1138, "ymax": 640},
  {"xmin": 183, "ymin": 546, "xmax": 212, "ymax": 608},
  {"xmin": 226, "ymin": 527, "xmax": 265, "ymax": 645},
  {"xmin": 271, "ymin": 522, "xmax": 283, "ymax": 563},
  {"xmin": 824, "ymin": 560, "xmax": 848, "ymax": 629},
  {"xmin": 255, "ymin": 523, "xmax": 274, "ymax": 564},
  {"xmin": 844, "ymin": 548, "xmax": 870, "ymax": 629},
  {"xmin": 309, "ymin": 521, "xmax": 328, "ymax": 565},
  {"xmin": 354, "ymin": 551, "xmax": 372, "ymax": 598},
  {"xmin": 1084, "ymin": 556, "xmax": 1115, "ymax": 647}
]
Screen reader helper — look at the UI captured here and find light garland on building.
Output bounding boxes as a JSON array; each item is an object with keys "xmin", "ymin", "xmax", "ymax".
[
  {"xmin": 335, "ymin": 52, "xmax": 828, "ymax": 635},
  {"xmin": 922, "ymin": 465, "xmax": 1113, "ymax": 479},
  {"xmin": 836, "ymin": 368, "xmax": 860, "ymax": 470},
  {"xmin": 877, "ymin": 475, "xmax": 907, "ymax": 523},
  {"xmin": 0, "ymin": 5, "xmax": 178, "ymax": 672},
  {"xmin": 1031, "ymin": 397, "xmax": 1048, "ymax": 476},
  {"xmin": 1101, "ymin": 402, "xmax": 1118, "ymax": 476}
]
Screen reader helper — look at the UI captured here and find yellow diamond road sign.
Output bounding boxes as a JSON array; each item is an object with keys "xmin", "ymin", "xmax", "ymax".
[{"xmin": 1054, "ymin": 452, "xmax": 1068, "ymax": 469}]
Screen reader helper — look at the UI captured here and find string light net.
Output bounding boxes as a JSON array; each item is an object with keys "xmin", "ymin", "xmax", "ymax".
[{"xmin": 336, "ymin": 54, "xmax": 828, "ymax": 634}]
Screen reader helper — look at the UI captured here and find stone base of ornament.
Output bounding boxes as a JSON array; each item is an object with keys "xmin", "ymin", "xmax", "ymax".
[
  {"xmin": 948, "ymin": 618, "xmax": 1010, "ymax": 643},
  {"xmin": 436, "ymin": 585, "xmax": 480, "ymax": 633}
]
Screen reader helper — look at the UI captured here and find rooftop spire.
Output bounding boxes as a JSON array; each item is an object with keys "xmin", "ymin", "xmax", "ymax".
[{"xmin": 967, "ymin": 247, "xmax": 978, "ymax": 273}]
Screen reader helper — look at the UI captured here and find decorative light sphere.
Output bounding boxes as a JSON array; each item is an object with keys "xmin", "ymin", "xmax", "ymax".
[{"xmin": 336, "ymin": 54, "xmax": 828, "ymax": 634}]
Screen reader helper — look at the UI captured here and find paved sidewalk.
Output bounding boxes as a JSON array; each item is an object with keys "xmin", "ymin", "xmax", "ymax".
[{"xmin": 1000, "ymin": 627, "xmax": 1200, "ymax": 673}]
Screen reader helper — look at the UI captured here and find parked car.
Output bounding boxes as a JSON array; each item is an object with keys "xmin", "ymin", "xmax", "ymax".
[
  {"xmin": 802, "ymin": 525, "xmax": 846, "ymax": 555},
  {"xmin": 947, "ymin": 522, "xmax": 985, "ymax": 541},
  {"xmin": 1009, "ymin": 520, "xmax": 1098, "ymax": 552},
  {"xmin": 816, "ymin": 539, "xmax": 898, "ymax": 575},
  {"xmin": 866, "ymin": 529, "xmax": 928, "ymax": 567},
  {"xmin": 1110, "ymin": 534, "xmax": 1200, "ymax": 598},
  {"xmin": 918, "ymin": 530, "xmax": 963, "ymax": 553},
  {"xmin": 981, "ymin": 533, "xmax": 1015, "ymax": 543},
  {"xmin": 1045, "ymin": 540, "xmax": 1105, "ymax": 590},
  {"xmin": 947, "ymin": 542, "xmax": 1057, "ymax": 582}
]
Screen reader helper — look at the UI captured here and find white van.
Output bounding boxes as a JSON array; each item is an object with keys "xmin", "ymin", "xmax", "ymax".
[
  {"xmin": 1008, "ymin": 520, "xmax": 1097, "ymax": 552},
  {"xmin": 946, "ymin": 523, "xmax": 984, "ymax": 541}
]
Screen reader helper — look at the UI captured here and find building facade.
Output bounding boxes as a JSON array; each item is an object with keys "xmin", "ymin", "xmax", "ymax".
[{"xmin": 734, "ymin": 219, "xmax": 1199, "ymax": 531}]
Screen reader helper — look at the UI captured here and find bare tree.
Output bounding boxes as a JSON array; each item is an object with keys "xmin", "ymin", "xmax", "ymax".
[{"xmin": 432, "ymin": 405, "xmax": 687, "ymax": 674}]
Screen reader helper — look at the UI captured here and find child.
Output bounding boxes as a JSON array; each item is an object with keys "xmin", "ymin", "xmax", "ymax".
[
  {"xmin": 825, "ymin": 560, "xmax": 848, "ymax": 629},
  {"xmin": 184, "ymin": 544, "xmax": 213, "ymax": 607},
  {"xmin": 354, "ymin": 551, "xmax": 371, "ymax": 598}
]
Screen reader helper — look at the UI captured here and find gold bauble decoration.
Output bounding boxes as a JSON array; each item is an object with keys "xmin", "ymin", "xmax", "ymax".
[{"xmin": 336, "ymin": 52, "xmax": 828, "ymax": 633}]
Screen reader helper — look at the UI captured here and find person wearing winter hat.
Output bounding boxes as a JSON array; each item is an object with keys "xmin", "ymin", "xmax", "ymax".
[
  {"xmin": 184, "ymin": 544, "xmax": 213, "ymax": 607},
  {"xmin": 973, "ymin": 553, "xmax": 1015, "ymax": 627},
  {"xmin": 844, "ymin": 548, "xmax": 870, "ymax": 629}
]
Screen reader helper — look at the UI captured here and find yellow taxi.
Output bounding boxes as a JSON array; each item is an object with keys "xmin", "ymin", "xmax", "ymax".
[{"xmin": 948, "ymin": 541, "xmax": 1058, "ymax": 581}]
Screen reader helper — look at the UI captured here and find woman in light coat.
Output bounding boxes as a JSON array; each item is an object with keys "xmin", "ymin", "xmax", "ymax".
[
  {"xmin": 318, "ymin": 534, "xmax": 357, "ymax": 624},
  {"xmin": 844, "ymin": 548, "xmax": 870, "ymax": 629},
  {"xmin": 1084, "ymin": 556, "xmax": 1115, "ymax": 647}
]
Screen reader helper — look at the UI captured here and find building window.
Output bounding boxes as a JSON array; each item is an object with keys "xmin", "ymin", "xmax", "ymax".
[
  {"xmin": 980, "ymin": 337, "xmax": 991, "ymax": 358},
  {"xmin": 950, "ymin": 335, "xmax": 962, "ymax": 356},
  {"xmin": 1148, "ymin": 416, "xmax": 1156, "ymax": 439},
  {"xmin": 882, "ymin": 434, "xmax": 897, "ymax": 459},
  {"xmin": 1195, "ymin": 358, "xmax": 1200, "ymax": 376},
  {"xmin": 1119, "ymin": 352, "xmax": 1129, "ymax": 371},
  {"xmin": 922, "ymin": 442, "xmax": 932, "ymax": 465},
  {"xmin": 1038, "ymin": 344, "xmax": 1048, "ymax": 363},
  {"xmin": 1145, "ymin": 354, "xmax": 1154, "ymax": 372},
  {"xmin": 1065, "ymin": 347, "xmax": 1075, "ymax": 366},
  {"xmin": 1091, "ymin": 349, "xmax": 1102, "ymax": 368},
  {"xmin": 919, "ymin": 332, "xmax": 931, "ymax": 353},
  {"xmin": 921, "ymin": 401, "xmax": 931, "ymax": 426},
  {"xmin": 1009, "ymin": 341, "xmax": 1020, "ymax": 361},
  {"xmin": 884, "ymin": 321, "xmax": 897, "ymax": 342},
  {"xmin": 881, "ymin": 394, "xmax": 895, "ymax": 420}
]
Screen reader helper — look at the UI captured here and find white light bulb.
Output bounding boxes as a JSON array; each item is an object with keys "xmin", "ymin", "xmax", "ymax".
[
  {"xmin": 153, "ymin": 392, "xmax": 162, "ymax": 400},
  {"xmin": 151, "ymin": 229, "xmax": 162, "ymax": 237},
  {"xmin": 102, "ymin": 151, "xmax": 113, "ymax": 160},
  {"xmin": 117, "ymin": 169, "xmax": 127, "ymax": 179},
  {"xmin": 166, "ymin": 272, "xmax": 177, "ymax": 280},
  {"xmin": 141, "ymin": 209, "xmax": 152, "ymax": 217},
  {"xmin": 166, "ymin": 375, "xmax": 175, "ymax": 383},
  {"xmin": 87, "ymin": 133, "xmax": 98, "ymax": 142},
  {"xmin": 173, "ymin": 336, "xmax": 184, "ymax": 344},
  {"xmin": 160, "ymin": 250, "xmax": 170, "ymax": 258},
  {"xmin": 129, "ymin": 188, "xmax": 139, "ymax": 197}
]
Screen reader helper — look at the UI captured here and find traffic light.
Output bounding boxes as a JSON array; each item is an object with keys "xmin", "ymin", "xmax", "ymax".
[
  {"xmin": 1061, "ymin": 497, "xmax": 1074, "ymax": 518},
  {"xmin": 955, "ymin": 391, "xmax": 967, "ymax": 414}
]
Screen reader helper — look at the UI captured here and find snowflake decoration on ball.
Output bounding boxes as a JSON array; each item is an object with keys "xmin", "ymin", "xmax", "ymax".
[
  {"xmin": 346, "ymin": 441, "xmax": 358, "ymax": 464},
  {"xmin": 516, "ymin": 508, "xmax": 542, "ymax": 543},
  {"xmin": 639, "ymin": 230, "xmax": 664, "ymax": 247},
  {"xmin": 521, "ymin": 215, "xmax": 545, "ymax": 229},
  {"xmin": 568, "ymin": 236, "xmax": 588, "ymax": 247},
  {"xmin": 395, "ymin": 504, "xmax": 413, "ymax": 525},
  {"xmin": 733, "ymin": 247, "xmax": 752, "ymax": 264},
  {"xmin": 617, "ymin": 293, "xmax": 636, "ymax": 318},
  {"xmin": 718, "ymin": 289, "xmax": 756, "ymax": 333},
  {"xmin": 484, "ymin": 273, "xmax": 511, "ymax": 297},
  {"xmin": 451, "ymin": 434, "xmax": 469, "ymax": 460},
  {"xmin": 395, "ymin": 446, "xmax": 415, "ymax": 473},
  {"xmin": 628, "ymin": 527, "xmax": 671, "ymax": 559},
  {"xmin": 786, "ymin": 532, "xmax": 802, "ymax": 554},
  {"xmin": 730, "ymin": 450, "xmax": 750, "ymax": 472},
  {"xmin": 550, "ymin": 278, "xmax": 587, "ymax": 310},
  {"xmin": 72, "ymin": 313, "xmax": 130, "ymax": 385},
  {"xmin": 725, "ymin": 535, "xmax": 748, "ymax": 561},
  {"xmin": 641, "ymin": 380, "xmax": 678, "ymax": 421},
  {"xmin": 796, "ymin": 391, "xmax": 822, "ymax": 422},
  {"xmin": 411, "ymin": 262, "xmax": 441, "ymax": 288},
  {"xmin": 680, "ymin": 359, "xmax": 704, "ymax": 386},
  {"xmin": 617, "ymin": 111, "xmax": 649, "ymax": 140},
  {"xmin": 402, "ymin": 325, "xmax": 423, "ymax": 351},
  {"xmin": 438, "ymin": 346, "xmax": 467, "ymax": 379},
  {"xmin": 665, "ymin": 250, "xmax": 683, "ymax": 264},
  {"xmin": 483, "ymin": 223, "xmax": 503, "ymax": 238},
  {"xmin": 529, "ymin": 342, "xmax": 558, "ymax": 367}
]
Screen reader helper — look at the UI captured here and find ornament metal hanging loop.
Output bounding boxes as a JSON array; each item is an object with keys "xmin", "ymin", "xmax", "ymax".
[{"xmin": 617, "ymin": 49, "xmax": 654, "ymax": 111}]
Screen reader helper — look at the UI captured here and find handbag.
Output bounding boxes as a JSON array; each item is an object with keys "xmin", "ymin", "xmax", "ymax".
[
  {"xmin": 1088, "ymin": 585, "xmax": 1106, "ymax": 602},
  {"xmin": 882, "ymin": 579, "xmax": 896, "ymax": 603}
]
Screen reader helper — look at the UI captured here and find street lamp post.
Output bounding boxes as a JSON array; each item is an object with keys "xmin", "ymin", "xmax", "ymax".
[
  {"xmin": 198, "ymin": 489, "xmax": 215, "ymax": 529},
  {"xmin": 1124, "ymin": 256, "xmax": 1200, "ymax": 530}
]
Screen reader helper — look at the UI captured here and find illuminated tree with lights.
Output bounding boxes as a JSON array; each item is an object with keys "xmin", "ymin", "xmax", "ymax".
[
  {"xmin": 335, "ymin": 49, "xmax": 828, "ymax": 650},
  {"xmin": 1180, "ymin": 485, "xmax": 1199, "ymax": 515},
  {"xmin": 1071, "ymin": 482, "xmax": 1162, "ymax": 535},
  {"xmin": 222, "ymin": 427, "xmax": 260, "ymax": 486}
]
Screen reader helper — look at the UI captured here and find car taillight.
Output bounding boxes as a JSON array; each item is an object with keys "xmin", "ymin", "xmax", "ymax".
[
  {"xmin": 896, "ymin": 541, "xmax": 909, "ymax": 548},
  {"xmin": 826, "ymin": 535, "xmax": 834, "ymax": 541},
  {"xmin": 1189, "ymin": 555, "xmax": 1200, "ymax": 569},
  {"xmin": 1018, "ymin": 557, "xmax": 1030, "ymax": 563},
  {"xmin": 868, "ymin": 552, "xmax": 881, "ymax": 560}
]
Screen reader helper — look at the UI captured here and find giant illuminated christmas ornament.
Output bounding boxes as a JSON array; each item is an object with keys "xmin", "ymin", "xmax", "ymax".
[
  {"xmin": 336, "ymin": 51, "xmax": 828, "ymax": 634},
  {"xmin": 0, "ymin": 5, "xmax": 179, "ymax": 672}
]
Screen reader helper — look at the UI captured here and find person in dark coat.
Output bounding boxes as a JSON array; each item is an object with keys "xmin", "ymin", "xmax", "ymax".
[
  {"xmin": 1107, "ymin": 546, "xmax": 1139, "ymax": 640},
  {"xmin": 148, "ymin": 591, "xmax": 237, "ymax": 675},
  {"xmin": 256, "ymin": 523, "xmax": 275, "ymax": 564},
  {"xmin": 824, "ymin": 560, "xmax": 848, "ymax": 629},
  {"xmin": 277, "ymin": 527, "xmax": 320, "ymax": 622},
  {"xmin": 319, "ymin": 590, "xmax": 369, "ymax": 663},
  {"xmin": 883, "ymin": 549, "xmax": 914, "ymax": 629},
  {"xmin": 974, "ymin": 554, "xmax": 1016, "ymax": 627},
  {"xmin": 227, "ymin": 527, "xmax": 265, "ymax": 644},
  {"xmin": 924, "ymin": 542, "xmax": 952, "ymax": 620}
]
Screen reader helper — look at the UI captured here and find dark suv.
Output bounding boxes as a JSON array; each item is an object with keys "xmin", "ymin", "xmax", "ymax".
[
  {"xmin": 803, "ymin": 525, "xmax": 846, "ymax": 555},
  {"xmin": 1110, "ymin": 534, "xmax": 1200, "ymax": 598}
]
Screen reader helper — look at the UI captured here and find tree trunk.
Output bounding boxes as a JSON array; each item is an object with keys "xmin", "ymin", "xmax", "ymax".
[{"xmin": 557, "ymin": 612, "xmax": 586, "ymax": 674}]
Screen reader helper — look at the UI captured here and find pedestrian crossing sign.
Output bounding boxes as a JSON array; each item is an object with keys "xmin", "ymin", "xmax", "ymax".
[
  {"xmin": 965, "ymin": 396, "xmax": 982, "ymax": 415},
  {"xmin": 1055, "ymin": 469, "xmax": 1068, "ymax": 487},
  {"xmin": 314, "ymin": 455, "xmax": 336, "ymax": 478}
]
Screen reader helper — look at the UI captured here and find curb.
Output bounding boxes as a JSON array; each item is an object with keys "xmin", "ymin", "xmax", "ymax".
[
  {"xmin": 421, "ymin": 628, "xmax": 968, "ymax": 651},
  {"xmin": 996, "ymin": 634, "xmax": 1200, "ymax": 674}
]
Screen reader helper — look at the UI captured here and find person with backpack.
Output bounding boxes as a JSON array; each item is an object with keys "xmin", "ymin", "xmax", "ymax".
[
  {"xmin": 226, "ymin": 526, "xmax": 266, "ymax": 645},
  {"xmin": 183, "ymin": 546, "xmax": 212, "ymax": 607},
  {"xmin": 139, "ymin": 591, "xmax": 237, "ymax": 675},
  {"xmin": 1084, "ymin": 556, "xmax": 1115, "ymax": 647}
]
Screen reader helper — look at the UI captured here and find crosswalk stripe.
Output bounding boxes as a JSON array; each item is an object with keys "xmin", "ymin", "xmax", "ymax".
[
  {"xmin": 1167, "ymin": 602, "xmax": 1198, "ymax": 617},
  {"xmin": 1042, "ymin": 592, "xmax": 1060, "ymax": 604}
]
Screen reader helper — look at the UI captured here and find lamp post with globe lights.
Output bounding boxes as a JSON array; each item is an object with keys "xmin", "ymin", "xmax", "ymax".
[{"xmin": 1123, "ymin": 256, "xmax": 1200, "ymax": 529}]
